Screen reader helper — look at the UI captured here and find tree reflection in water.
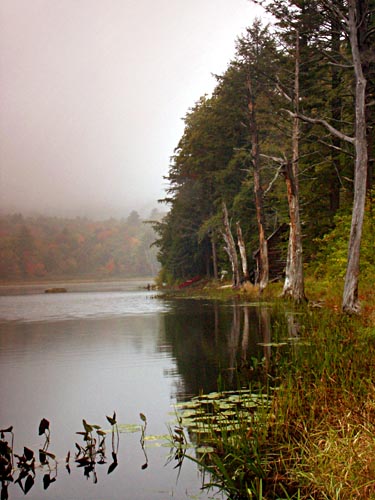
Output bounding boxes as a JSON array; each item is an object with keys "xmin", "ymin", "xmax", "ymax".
[{"xmin": 161, "ymin": 299, "xmax": 292, "ymax": 401}]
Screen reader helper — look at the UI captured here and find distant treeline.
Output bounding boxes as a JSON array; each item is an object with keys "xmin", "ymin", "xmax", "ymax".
[{"xmin": 0, "ymin": 210, "xmax": 162, "ymax": 281}]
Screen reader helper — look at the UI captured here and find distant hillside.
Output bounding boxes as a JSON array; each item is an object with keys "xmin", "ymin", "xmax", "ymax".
[{"xmin": 0, "ymin": 210, "xmax": 162, "ymax": 281}]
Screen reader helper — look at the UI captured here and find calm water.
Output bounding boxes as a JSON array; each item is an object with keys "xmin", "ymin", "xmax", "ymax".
[{"xmin": 0, "ymin": 280, "xmax": 286, "ymax": 499}]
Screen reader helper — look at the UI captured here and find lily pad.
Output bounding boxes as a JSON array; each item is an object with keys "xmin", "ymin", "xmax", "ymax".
[
  {"xmin": 117, "ymin": 424, "xmax": 142, "ymax": 434},
  {"xmin": 206, "ymin": 392, "xmax": 223, "ymax": 400},
  {"xmin": 181, "ymin": 409, "xmax": 198, "ymax": 419},
  {"xmin": 196, "ymin": 446, "xmax": 215, "ymax": 454},
  {"xmin": 257, "ymin": 342, "xmax": 288, "ymax": 347}
]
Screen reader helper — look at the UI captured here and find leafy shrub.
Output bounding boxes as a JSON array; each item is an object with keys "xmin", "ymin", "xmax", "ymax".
[{"xmin": 312, "ymin": 198, "xmax": 375, "ymax": 281}]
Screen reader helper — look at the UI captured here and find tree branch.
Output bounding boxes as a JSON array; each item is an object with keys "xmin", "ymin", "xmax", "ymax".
[
  {"xmin": 275, "ymin": 76, "xmax": 292, "ymax": 102},
  {"xmin": 264, "ymin": 164, "xmax": 285, "ymax": 196},
  {"xmin": 318, "ymin": 139, "xmax": 354, "ymax": 157},
  {"xmin": 282, "ymin": 109, "xmax": 355, "ymax": 144}
]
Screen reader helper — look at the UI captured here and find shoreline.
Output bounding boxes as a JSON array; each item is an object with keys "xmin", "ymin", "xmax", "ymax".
[{"xmin": 0, "ymin": 276, "xmax": 156, "ymax": 287}]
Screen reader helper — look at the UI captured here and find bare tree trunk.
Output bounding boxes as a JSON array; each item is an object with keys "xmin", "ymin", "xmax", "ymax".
[
  {"xmin": 281, "ymin": 4, "xmax": 369, "ymax": 312},
  {"xmin": 222, "ymin": 202, "xmax": 240, "ymax": 287},
  {"xmin": 211, "ymin": 232, "xmax": 219, "ymax": 280},
  {"xmin": 283, "ymin": 31, "xmax": 306, "ymax": 303},
  {"xmin": 330, "ymin": 19, "xmax": 343, "ymax": 214},
  {"xmin": 247, "ymin": 74, "xmax": 269, "ymax": 291},
  {"xmin": 236, "ymin": 222, "xmax": 249, "ymax": 281},
  {"xmin": 342, "ymin": 0, "xmax": 368, "ymax": 313}
]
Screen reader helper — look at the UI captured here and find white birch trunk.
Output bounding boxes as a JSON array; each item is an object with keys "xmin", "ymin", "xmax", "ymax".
[
  {"xmin": 222, "ymin": 202, "xmax": 240, "ymax": 287},
  {"xmin": 342, "ymin": 0, "xmax": 368, "ymax": 313}
]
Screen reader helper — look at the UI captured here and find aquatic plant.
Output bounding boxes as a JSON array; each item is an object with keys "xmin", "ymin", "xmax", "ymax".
[
  {"xmin": 171, "ymin": 308, "xmax": 375, "ymax": 498},
  {"xmin": 171, "ymin": 389, "xmax": 273, "ymax": 498},
  {"xmin": 75, "ymin": 418, "xmax": 110, "ymax": 481},
  {"xmin": 0, "ymin": 419, "xmax": 57, "ymax": 498},
  {"xmin": 0, "ymin": 411, "xmax": 151, "ymax": 497}
]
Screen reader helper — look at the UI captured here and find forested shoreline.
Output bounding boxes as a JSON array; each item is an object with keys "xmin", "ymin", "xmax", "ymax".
[
  {"xmin": 153, "ymin": 1, "xmax": 374, "ymax": 314},
  {"xmin": 154, "ymin": 3, "xmax": 375, "ymax": 496},
  {"xmin": 0, "ymin": 210, "xmax": 161, "ymax": 281}
]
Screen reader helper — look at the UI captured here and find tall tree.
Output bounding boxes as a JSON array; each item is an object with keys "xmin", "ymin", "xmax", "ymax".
[
  {"xmin": 282, "ymin": 31, "xmax": 306, "ymax": 302},
  {"xmin": 285, "ymin": 0, "xmax": 372, "ymax": 312},
  {"xmin": 342, "ymin": 0, "xmax": 369, "ymax": 313},
  {"xmin": 235, "ymin": 21, "xmax": 280, "ymax": 290}
]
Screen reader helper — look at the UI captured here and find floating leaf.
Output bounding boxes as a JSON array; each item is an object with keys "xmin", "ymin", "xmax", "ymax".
[
  {"xmin": 181, "ymin": 409, "xmax": 197, "ymax": 419},
  {"xmin": 195, "ymin": 398, "xmax": 214, "ymax": 405},
  {"xmin": 174, "ymin": 401, "xmax": 201, "ymax": 410},
  {"xmin": 117, "ymin": 423, "xmax": 141, "ymax": 433},
  {"xmin": 196, "ymin": 446, "xmax": 215, "ymax": 454},
  {"xmin": 144, "ymin": 434, "xmax": 170, "ymax": 441},
  {"xmin": 181, "ymin": 418, "xmax": 196, "ymax": 427},
  {"xmin": 242, "ymin": 401, "xmax": 258, "ymax": 409},
  {"xmin": 257, "ymin": 342, "xmax": 287, "ymax": 347},
  {"xmin": 227, "ymin": 395, "xmax": 244, "ymax": 403},
  {"xmin": 206, "ymin": 392, "xmax": 223, "ymax": 400},
  {"xmin": 217, "ymin": 402, "xmax": 234, "ymax": 410}
]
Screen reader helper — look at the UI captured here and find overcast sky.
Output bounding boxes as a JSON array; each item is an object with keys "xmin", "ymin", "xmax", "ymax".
[{"xmin": 0, "ymin": 0, "xmax": 266, "ymax": 219}]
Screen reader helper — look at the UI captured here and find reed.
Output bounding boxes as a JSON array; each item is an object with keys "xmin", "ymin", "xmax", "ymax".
[{"xmin": 181, "ymin": 306, "xmax": 375, "ymax": 498}]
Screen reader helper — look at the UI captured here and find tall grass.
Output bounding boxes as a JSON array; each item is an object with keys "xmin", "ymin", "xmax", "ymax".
[{"xmin": 187, "ymin": 307, "xmax": 375, "ymax": 498}]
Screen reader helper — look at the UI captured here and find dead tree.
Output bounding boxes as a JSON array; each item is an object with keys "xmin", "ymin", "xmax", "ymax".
[
  {"xmin": 247, "ymin": 74, "xmax": 269, "ymax": 291},
  {"xmin": 282, "ymin": 31, "xmax": 306, "ymax": 303},
  {"xmin": 236, "ymin": 222, "xmax": 250, "ymax": 282},
  {"xmin": 290, "ymin": 1, "xmax": 369, "ymax": 313},
  {"xmin": 222, "ymin": 202, "xmax": 240, "ymax": 287}
]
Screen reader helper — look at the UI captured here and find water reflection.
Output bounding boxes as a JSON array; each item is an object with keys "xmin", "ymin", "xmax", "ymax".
[
  {"xmin": 161, "ymin": 299, "xmax": 287, "ymax": 400},
  {"xmin": 0, "ymin": 414, "xmax": 148, "ymax": 499},
  {"xmin": 0, "ymin": 285, "xmax": 293, "ymax": 499}
]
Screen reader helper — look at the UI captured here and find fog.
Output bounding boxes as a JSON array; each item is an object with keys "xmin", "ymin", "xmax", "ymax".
[{"xmin": 0, "ymin": 0, "xmax": 264, "ymax": 219}]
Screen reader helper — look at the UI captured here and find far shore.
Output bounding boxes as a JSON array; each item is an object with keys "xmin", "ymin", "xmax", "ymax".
[{"xmin": 0, "ymin": 276, "xmax": 156, "ymax": 287}]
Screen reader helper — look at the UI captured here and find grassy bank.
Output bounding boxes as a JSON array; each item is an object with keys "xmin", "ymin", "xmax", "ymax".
[{"xmin": 167, "ymin": 278, "xmax": 375, "ymax": 498}]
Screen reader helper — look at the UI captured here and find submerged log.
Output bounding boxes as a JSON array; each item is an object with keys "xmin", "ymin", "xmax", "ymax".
[{"xmin": 44, "ymin": 287, "xmax": 67, "ymax": 293}]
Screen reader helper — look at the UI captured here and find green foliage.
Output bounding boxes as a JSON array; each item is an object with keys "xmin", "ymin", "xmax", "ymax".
[
  {"xmin": 155, "ymin": 0, "xmax": 375, "ymax": 289},
  {"xmin": 312, "ymin": 199, "xmax": 375, "ymax": 280},
  {"xmin": 166, "ymin": 306, "xmax": 375, "ymax": 498}
]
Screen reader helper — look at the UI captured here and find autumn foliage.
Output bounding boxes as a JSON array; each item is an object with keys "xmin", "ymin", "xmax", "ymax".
[{"xmin": 0, "ymin": 211, "xmax": 161, "ymax": 281}]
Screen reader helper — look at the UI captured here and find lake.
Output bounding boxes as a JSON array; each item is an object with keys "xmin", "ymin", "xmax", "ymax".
[{"xmin": 0, "ymin": 280, "xmax": 289, "ymax": 499}]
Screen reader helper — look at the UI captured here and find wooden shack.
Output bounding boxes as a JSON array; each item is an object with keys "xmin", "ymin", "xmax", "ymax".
[{"xmin": 253, "ymin": 223, "xmax": 288, "ymax": 283}]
